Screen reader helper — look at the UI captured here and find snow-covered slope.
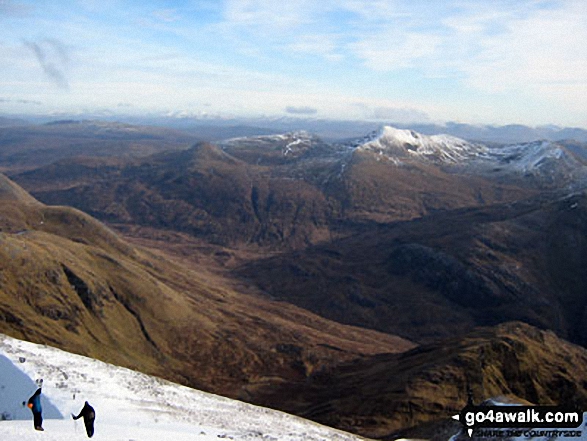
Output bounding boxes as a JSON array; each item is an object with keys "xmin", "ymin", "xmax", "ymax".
[
  {"xmin": 488, "ymin": 140, "xmax": 568, "ymax": 172},
  {"xmin": 356, "ymin": 126, "xmax": 488, "ymax": 164},
  {"xmin": 0, "ymin": 334, "xmax": 367, "ymax": 441}
]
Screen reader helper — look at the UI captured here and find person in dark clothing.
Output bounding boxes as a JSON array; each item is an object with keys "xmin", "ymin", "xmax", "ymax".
[
  {"xmin": 72, "ymin": 401, "xmax": 96, "ymax": 438},
  {"xmin": 26, "ymin": 388, "xmax": 43, "ymax": 431}
]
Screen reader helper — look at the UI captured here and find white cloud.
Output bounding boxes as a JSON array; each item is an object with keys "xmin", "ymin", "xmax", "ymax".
[
  {"xmin": 458, "ymin": 1, "xmax": 587, "ymax": 105},
  {"xmin": 223, "ymin": 0, "xmax": 316, "ymax": 33},
  {"xmin": 341, "ymin": 0, "xmax": 587, "ymax": 123},
  {"xmin": 1, "ymin": 0, "xmax": 585, "ymax": 126},
  {"xmin": 151, "ymin": 8, "xmax": 180, "ymax": 23},
  {"xmin": 216, "ymin": 0, "xmax": 344, "ymax": 62},
  {"xmin": 338, "ymin": 0, "xmax": 409, "ymax": 22},
  {"xmin": 351, "ymin": 31, "xmax": 443, "ymax": 70}
]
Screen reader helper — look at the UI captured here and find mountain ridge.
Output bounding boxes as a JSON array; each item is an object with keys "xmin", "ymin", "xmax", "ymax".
[
  {"xmin": 14, "ymin": 125, "xmax": 583, "ymax": 249},
  {"xmin": 2, "ymin": 122, "xmax": 587, "ymax": 438}
]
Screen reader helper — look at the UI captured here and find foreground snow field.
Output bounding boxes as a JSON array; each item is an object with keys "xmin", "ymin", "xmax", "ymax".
[{"xmin": 0, "ymin": 334, "xmax": 367, "ymax": 441}]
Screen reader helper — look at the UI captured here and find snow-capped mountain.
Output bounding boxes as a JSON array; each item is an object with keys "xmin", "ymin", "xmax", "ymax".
[
  {"xmin": 487, "ymin": 140, "xmax": 568, "ymax": 172},
  {"xmin": 355, "ymin": 126, "xmax": 488, "ymax": 164},
  {"xmin": 352, "ymin": 126, "xmax": 586, "ymax": 180},
  {"xmin": 0, "ymin": 334, "xmax": 365, "ymax": 441},
  {"xmin": 218, "ymin": 125, "xmax": 586, "ymax": 182},
  {"xmin": 222, "ymin": 131, "xmax": 319, "ymax": 158}
]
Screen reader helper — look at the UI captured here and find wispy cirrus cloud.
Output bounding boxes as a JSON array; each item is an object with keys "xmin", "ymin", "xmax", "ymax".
[
  {"xmin": 287, "ymin": 34, "xmax": 343, "ymax": 61},
  {"xmin": 223, "ymin": 0, "xmax": 316, "ymax": 31},
  {"xmin": 24, "ymin": 38, "xmax": 71, "ymax": 89},
  {"xmin": 435, "ymin": 0, "xmax": 587, "ymax": 118},
  {"xmin": 350, "ymin": 31, "xmax": 443, "ymax": 70},
  {"xmin": 216, "ymin": 0, "xmax": 586, "ymax": 96},
  {"xmin": 218, "ymin": 0, "xmax": 349, "ymax": 60}
]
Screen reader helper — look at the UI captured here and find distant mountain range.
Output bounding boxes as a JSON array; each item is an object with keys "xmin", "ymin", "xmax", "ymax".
[
  {"xmin": 3, "ymin": 113, "xmax": 587, "ymax": 143},
  {"xmin": 81, "ymin": 116, "xmax": 587, "ymax": 143},
  {"xmin": 13, "ymin": 124, "xmax": 585, "ymax": 245},
  {"xmin": 0, "ymin": 119, "xmax": 198, "ymax": 171}
]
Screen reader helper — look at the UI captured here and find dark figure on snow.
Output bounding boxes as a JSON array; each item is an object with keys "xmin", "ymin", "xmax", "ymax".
[
  {"xmin": 72, "ymin": 401, "xmax": 96, "ymax": 438},
  {"xmin": 26, "ymin": 387, "xmax": 43, "ymax": 431}
]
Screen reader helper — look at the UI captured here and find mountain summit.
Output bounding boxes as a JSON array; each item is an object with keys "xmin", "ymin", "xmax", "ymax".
[{"xmin": 356, "ymin": 126, "xmax": 488, "ymax": 164}]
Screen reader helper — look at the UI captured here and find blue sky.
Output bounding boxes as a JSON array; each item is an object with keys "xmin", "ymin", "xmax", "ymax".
[{"xmin": 0, "ymin": 0, "xmax": 586, "ymax": 127}]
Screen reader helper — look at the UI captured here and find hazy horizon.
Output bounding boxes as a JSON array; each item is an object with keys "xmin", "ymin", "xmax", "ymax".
[{"xmin": 1, "ymin": 1, "xmax": 586, "ymax": 129}]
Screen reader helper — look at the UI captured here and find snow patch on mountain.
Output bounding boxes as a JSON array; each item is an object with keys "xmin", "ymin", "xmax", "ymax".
[
  {"xmin": 222, "ymin": 131, "xmax": 316, "ymax": 157},
  {"xmin": 0, "ymin": 334, "xmax": 365, "ymax": 441},
  {"xmin": 489, "ymin": 141, "xmax": 566, "ymax": 172}
]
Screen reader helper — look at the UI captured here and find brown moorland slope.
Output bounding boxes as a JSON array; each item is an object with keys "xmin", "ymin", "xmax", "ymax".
[
  {"xmin": 259, "ymin": 322, "xmax": 587, "ymax": 439},
  {"xmin": 0, "ymin": 173, "xmax": 413, "ymax": 401}
]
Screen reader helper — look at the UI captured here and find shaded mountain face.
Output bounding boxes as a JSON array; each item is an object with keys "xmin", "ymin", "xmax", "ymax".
[
  {"xmin": 258, "ymin": 322, "xmax": 587, "ymax": 440},
  {"xmin": 13, "ymin": 127, "xmax": 586, "ymax": 249},
  {"xmin": 238, "ymin": 191, "xmax": 587, "ymax": 346},
  {"xmin": 0, "ymin": 173, "xmax": 413, "ymax": 401}
]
